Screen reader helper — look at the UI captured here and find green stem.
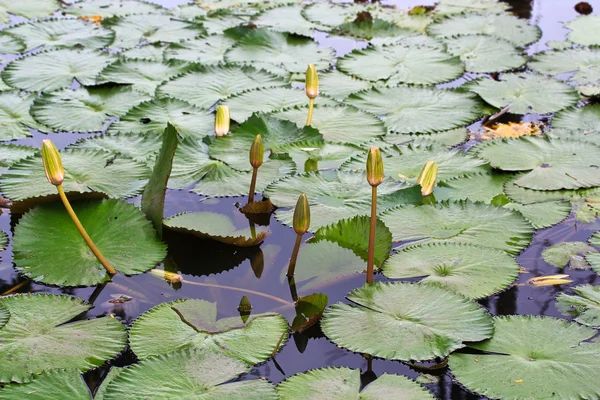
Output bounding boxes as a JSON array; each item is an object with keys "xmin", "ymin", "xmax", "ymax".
[
  {"xmin": 57, "ymin": 184, "xmax": 117, "ymax": 275},
  {"xmin": 367, "ymin": 185, "xmax": 377, "ymax": 284},
  {"xmin": 305, "ymin": 98, "xmax": 314, "ymax": 126},
  {"xmin": 248, "ymin": 167, "xmax": 258, "ymax": 203},
  {"xmin": 287, "ymin": 275, "xmax": 298, "ymax": 302},
  {"xmin": 286, "ymin": 234, "xmax": 303, "ymax": 277}
]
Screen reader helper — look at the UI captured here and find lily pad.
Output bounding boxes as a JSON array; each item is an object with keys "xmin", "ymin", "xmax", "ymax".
[
  {"xmin": 69, "ymin": 132, "xmax": 161, "ymax": 164},
  {"xmin": 383, "ymin": 127, "xmax": 468, "ymax": 148},
  {"xmin": 381, "ymin": 242, "xmax": 519, "ymax": 299},
  {"xmin": 301, "ymin": 2, "xmax": 364, "ymax": 27},
  {"xmin": 335, "ymin": 17, "xmax": 413, "ymax": 41},
  {"xmin": 543, "ymin": 240, "xmax": 594, "ymax": 270},
  {"xmin": 505, "ymin": 201, "xmax": 571, "ymax": 229},
  {"xmin": 2, "ymin": 49, "xmax": 114, "ymax": 92},
  {"xmin": 529, "ymin": 48, "xmax": 600, "ymax": 86},
  {"xmin": 276, "ymin": 367, "xmax": 434, "ymax": 399},
  {"xmin": 321, "ymin": 282, "xmax": 493, "ymax": 361},
  {"xmin": 274, "ymin": 140, "xmax": 360, "ymax": 172},
  {"xmin": 129, "ymin": 298, "xmax": 288, "ymax": 364},
  {"xmin": 0, "ymin": 144, "xmax": 38, "ymax": 167},
  {"xmin": 476, "ymin": 137, "xmax": 600, "ymax": 190},
  {"xmin": 467, "ymin": 73, "xmax": 579, "ymax": 115},
  {"xmin": 253, "ymin": 5, "xmax": 326, "ymax": 37},
  {"xmin": 165, "ymin": 34, "xmax": 236, "ymax": 64},
  {"xmin": 444, "ymin": 35, "xmax": 526, "ymax": 73},
  {"xmin": 31, "ymin": 86, "xmax": 151, "ymax": 132},
  {"xmin": 0, "ymin": 32, "xmax": 25, "ymax": 54},
  {"xmin": 381, "ymin": 201, "xmax": 533, "ymax": 255},
  {"xmin": 0, "ymin": 369, "xmax": 91, "ymax": 399},
  {"xmin": 0, "ymin": 0, "xmax": 61, "ymax": 24},
  {"xmin": 163, "ymin": 211, "xmax": 269, "ymax": 247},
  {"xmin": 66, "ymin": 0, "xmax": 164, "ymax": 18},
  {"xmin": 13, "ymin": 199, "xmax": 166, "ymax": 286},
  {"xmin": 99, "ymin": 348, "xmax": 278, "ymax": 400},
  {"xmin": 435, "ymin": 0, "xmax": 509, "ymax": 14},
  {"xmin": 553, "ymin": 104, "xmax": 600, "ymax": 135},
  {"xmin": 566, "ymin": 15, "xmax": 600, "ymax": 46},
  {"xmin": 318, "ymin": 70, "xmax": 372, "ymax": 102},
  {"xmin": 0, "ymin": 92, "xmax": 49, "ymax": 140},
  {"xmin": 448, "ymin": 315, "xmax": 600, "ymax": 400},
  {"xmin": 119, "ymin": 43, "xmax": 168, "ymax": 62},
  {"xmin": 556, "ymin": 285, "xmax": 600, "ymax": 327},
  {"xmin": 0, "ymin": 293, "xmax": 127, "ymax": 383},
  {"xmin": 586, "ymin": 232, "xmax": 600, "ymax": 273},
  {"xmin": 347, "ymin": 86, "xmax": 483, "ymax": 134},
  {"xmin": 0, "ymin": 149, "xmax": 149, "ymax": 201},
  {"xmin": 434, "ymin": 172, "xmax": 510, "ymax": 203}
]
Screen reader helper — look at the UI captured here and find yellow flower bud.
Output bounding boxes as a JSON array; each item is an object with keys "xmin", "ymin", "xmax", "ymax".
[
  {"xmin": 416, "ymin": 161, "xmax": 438, "ymax": 196},
  {"xmin": 366, "ymin": 146, "xmax": 384, "ymax": 187},
  {"xmin": 293, "ymin": 193, "xmax": 310, "ymax": 235},
  {"xmin": 214, "ymin": 105, "xmax": 230, "ymax": 137},
  {"xmin": 305, "ymin": 64, "xmax": 319, "ymax": 100},
  {"xmin": 41, "ymin": 139, "xmax": 64, "ymax": 186},
  {"xmin": 249, "ymin": 134, "xmax": 264, "ymax": 169}
]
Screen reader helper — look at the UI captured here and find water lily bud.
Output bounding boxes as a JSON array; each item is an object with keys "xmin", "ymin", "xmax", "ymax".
[
  {"xmin": 214, "ymin": 105, "xmax": 230, "ymax": 137},
  {"xmin": 305, "ymin": 64, "xmax": 319, "ymax": 100},
  {"xmin": 249, "ymin": 134, "xmax": 264, "ymax": 169},
  {"xmin": 366, "ymin": 146, "xmax": 384, "ymax": 187},
  {"xmin": 304, "ymin": 158, "xmax": 318, "ymax": 173},
  {"xmin": 293, "ymin": 193, "xmax": 310, "ymax": 235},
  {"xmin": 41, "ymin": 139, "xmax": 64, "ymax": 186},
  {"xmin": 416, "ymin": 161, "xmax": 438, "ymax": 196}
]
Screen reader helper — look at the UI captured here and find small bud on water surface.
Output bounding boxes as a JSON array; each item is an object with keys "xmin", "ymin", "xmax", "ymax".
[
  {"xmin": 366, "ymin": 147, "xmax": 384, "ymax": 187},
  {"xmin": 214, "ymin": 105, "xmax": 230, "ymax": 137},
  {"xmin": 41, "ymin": 139, "xmax": 64, "ymax": 186}
]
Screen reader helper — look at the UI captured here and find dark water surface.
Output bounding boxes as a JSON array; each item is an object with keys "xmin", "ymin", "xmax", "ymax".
[{"xmin": 1, "ymin": 0, "xmax": 600, "ymax": 398}]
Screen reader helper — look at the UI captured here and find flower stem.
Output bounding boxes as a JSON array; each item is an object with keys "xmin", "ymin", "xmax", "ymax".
[
  {"xmin": 286, "ymin": 233, "xmax": 303, "ymax": 277},
  {"xmin": 180, "ymin": 278, "xmax": 292, "ymax": 306},
  {"xmin": 248, "ymin": 167, "xmax": 258, "ymax": 203},
  {"xmin": 57, "ymin": 185, "xmax": 117, "ymax": 275},
  {"xmin": 367, "ymin": 185, "xmax": 377, "ymax": 284},
  {"xmin": 305, "ymin": 98, "xmax": 315, "ymax": 126}
]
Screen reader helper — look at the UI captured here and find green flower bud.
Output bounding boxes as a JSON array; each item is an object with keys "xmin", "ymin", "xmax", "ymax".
[
  {"xmin": 41, "ymin": 139, "xmax": 64, "ymax": 186},
  {"xmin": 416, "ymin": 161, "xmax": 438, "ymax": 196},
  {"xmin": 249, "ymin": 134, "xmax": 264, "ymax": 169},
  {"xmin": 214, "ymin": 105, "xmax": 230, "ymax": 137},
  {"xmin": 366, "ymin": 146, "xmax": 384, "ymax": 187},
  {"xmin": 305, "ymin": 64, "xmax": 319, "ymax": 100},
  {"xmin": 293, "ymin": 193, "xmax": 310, "ymax": 235},
  {"xmin": 304, "ymin": 157, "xmax": 319, "ymax": 173}
]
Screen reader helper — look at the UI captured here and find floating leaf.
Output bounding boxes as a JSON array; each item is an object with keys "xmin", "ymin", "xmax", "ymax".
[
  {"xmin": 276, "ymin": 141, "xmax": 360, "ymax": 172},
  {"xmin": 381, "ymin": 201, "xmax": 533, "ymax": 255},
  {"xmin": 556, "ymin": 285, "xmax": 600, "ymax": 327},
  {"xmin": 585, "ymin": 232, "xmax": 600, "ymax": 273},
  {"xmin": 0, "ymin": 32, "xmax": 25, "ymax": 54},
  {"xmin": 318, "ymin": 70, "xmax": 372, "ymax": 102},
  {"xmin": 0, "ymin": 92, "xmax": 49, "ymax": 140},
  {"xmin": 322, "ymin": 282, "xmax": 493, "ymax": 361},
  {"xmin": 383, "ymin": 128, "xmax": 468, "ymax": 148},
  {"xmin": 0, "ymin": 294, "xmax": 127, "ymax": 383},
  {"xmin": 566, "ymin": 15, "xmax": 600, "ymax": 46},
  {"xmin": 276, "ymin": 367, "xmax": 434, "ymax": 399},
  {"xmin": 505, "ymin": 201, "xmax": 571, "ymax": 229},
  {"xmin": 0, "ymin": 369, "xmax": 91, "ymax": 399},
  {"xmin": 347, "ymin": 86, "xmax": 483, "ymax": 134},
  {"xmin": 163, "ymin": 211, "xmax": 269, "ymax": 247},
  {"xmin": 476, "ymin": 137, "xmax": 600, "ymax": 190},
  {"xmin": 335, "ymin": 16, "xmax": 413, "ymax": 41},
  {"xmin": 291, "ymin": 293, "xmax": 328, "ymax": 333},
  {"xmin": 553, "ymin": 104, "xmax": 600, "ymax": 135},
  {"xmin": 382, "ymin": 243, "xmax": 519, "ymax": 299},
  {"xmin": 0, "ymin": 144, "xmax": 37, "ymax": 169},
  {"xmin": 129, "ymin": 299, "xmax": 288, "ymax": 364},
  {"xmin": 435, "ymin": 0, "xmax": 509, "ymax": 14},
  {"xmin": 529, "ymin": 48, "xmax": 600, "ymax": 86},
  {"xmin": 0, "ymin": 0, "xmax": 61, "ymax": 24},
  {"xmin": 301, "ymin": 2, "xmax": 364, "ymax": 27},
  {"xmin": 66, "ymin": 0, "xmax": 164, "ymax": 18},
  {"xmin": 433, "ymin": 172, "xmax": 509, "ymax": 203},
  {"xmin": 165, "ymin": 34, "xmax": 236, "ymax": 64},
  {"xmin": 448, "ymin": 316, "xmax": 600, "ymax": 399},
  {"xmin": 69, "ymin": 132, "xmax": 161, "ymax": 164},
  {"xmin": 443, "ymin": 35, "xmax": 526, "ymax": 73},
  {"xmin": 13, "ymin": 199, "xmax": 166, "ymax": 286},
  {"xmin": 253, "ymin": 5, "xmax": 326, "ymax": 37},
  {"xmin": 119, "ymin": 43, "xmax": 168, "ymax": 62}
]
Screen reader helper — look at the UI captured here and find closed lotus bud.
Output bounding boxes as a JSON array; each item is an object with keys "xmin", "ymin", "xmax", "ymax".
[
  {"xmin": 366, "ymin": 146, "xmax": 384, "ymax": 187},
  {"xmin": 293, "ymin": 193, "xmax": 310, "ymax": 235},
  {"xmin": 214, "ymin": 105, "xmax": 230, "ymax": 137},
  {"xmin": 416, "ymin": 161, "xmax": 438, "ymax": 196},
  {"xmin": 249, "ymin": 134, "xmax": 264, "ymax": 169},
  {"xmin": 41, "ymin": 139, "xmax": 64, "ymax": 186},
  {"xmin": 305, "ymin": 64, "xmax": 319, "ymax": 100}
]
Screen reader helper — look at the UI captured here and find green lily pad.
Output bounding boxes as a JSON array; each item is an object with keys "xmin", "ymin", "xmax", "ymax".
[
  {"xmin": 586, "ymin": 232, "xmax": 600, "ymax": 273},
  {"xmin": 198, "ymin": 12, "xmax": 251, "ymax": 35},
  {"xmin": 433, "ymin": 172, "xmax": 510, "ymax": 203},
  {"xmin": 253, "ymin": 5, "xmax": 326, "ymax": 37},
  {"xmin": 530, "ymin": 48, "xmax": 600, "ymax": 87},
  {"xmin": 311, "ymin": 215, "xmax": 392, "ymax": 267},
  {"xmin": 504, "ymin": 176, "xmax": 600, "ymax": 204},
  {"xmin": 505, "ymin": 201, "xmax": 571, "ymax": 229},
  {"xmin": 109, "ymin": 97, "xmax": 213, "ymax": 139},
  {"xmin": 566, "ymin": 15, "xmax": 600, "ymax": 46},
  {"xmin": 0, "ymin": 149, "xmax": 149, "ymax": 201},
  {"xmin": 165, "ymin": 34, "xmax": 236, "ymax": 64},
  {"xmin": 427, "ymin": 13, "xmax": 540, "ymax": 47},
  {"xmin": 5, "ymin": 18, "xmax": 115, "ymax": 51},
  {"xmin": 164, "ymin": 211, "xmax": 269, "ymax": 247},
  {"xmin": 157, "ymin": 65, "xmax": 285, "ymax": 110},
  {"xmin": 66, "ymin": 0, "xmax": 164, "ymax": 17},
  {"xmin": 301, "ymin": 2, "xmax": 364, "ymax": 27},
  {"xmin": 225, "ymin": 28, "xmax": 335, "ymax": 74},
  {"xmin": 335, "ymin": 17, "xmax": 413, "ymax": 41},
  {"xmin": 476, "ymin": 137, "xmax": 600, "ymax": 190},
  {"xmin": 338, "ymin": 39, "xmax": 463, "ymax": 85},
  {"xmin": 99, "ymin": 348, "xmax": 278, "ymax": 400},
  {"xmin": 0, "ymin": 92, "xmax": 49, "ymax": 140},
  {"xmin": 448, "ymin": 315, "xmax": 600, "ymax": 399},
  {"xmin": 543, "ymin": 242, "xmax": 597, "ymax": 270},
  {"xmin": 382, "ymin": 242, "xmax": 519, "ymax": 299},
  {"xmin": 0, "ymin": 369, "xmax": 91, "ymax": 399},
  {"xmin": 0, "ymin": 293, "xmax": 127, "ymax": 383},
  {"xmin": 13, "ymin": 199, "xmax": 166, "ymax": 286},
  {"xmin": 2, "ymin": 49, "xmax": 114, "ymax": 92},
  {"xmin": 553, "ymin": 104, "xmax": 600, "ymax": 135},
  {"xmin": 129, "ymin": 299, "xmax": 288, "ymax": 364},
  {"xmin": 119, "ymin": 43, "xmax": 168, "ymax": 62},
  {"xmin": 370, "ymin": 8, "xmax": 433, "ymax": 33},
  {"xmin": 0, "ymin": 32, "xmax": 25, "ymax": 54},
  {"xmin": 444, "ymin": 35, "xmax": 526, "ymax": 73},
  {"xmin": 435, "ymin": 0, "xmax": 510, "ymax": 14},
  {"xmin": 0, "ymin": 303, "xmax": 7, "ymax": 330},
  {"xmin": 556, "ymin": 285, "xmax": 600, "ymax": 328},
  {"xmin": 347, "ymin": 86, "xmax": 483, "ymax": 134},
  {"xmin": 69, "ymin": 132, "xmax": 161, "ymax": 164},
  {"xmin": 0, "ymin": 0, "xmax": 61, "ymax": 24},
  {"xmin": 0, "ymin": 144, "xmax": 38, "ymax": 167},
  {"xmin": 383, "ymin": 127, "xmax": 468, "ymax": 148},
  {"xmin": 381, "ymin": 201, "xmax": 533, "ymax": 255},
  {"xmin": 276, "ymin": 367, "xmax": 434, "ymax": 399},
  {"xmin": 275, "ymin": 140, "xmax": 360, "ymax": 172},
  {"xmin": 322, "ymin": 282, "xmax": 493, "ymax": 361},
  {"xmin": 318, "ymin": 70, "xmax": 372, "ymax": 102},
  {"xmin": 31, "ymin": 86, "xmax": 151, "ymax": 132},
  {"xmin": 467, "ymin": 73, "xmax": 579, "ymax": 114}
]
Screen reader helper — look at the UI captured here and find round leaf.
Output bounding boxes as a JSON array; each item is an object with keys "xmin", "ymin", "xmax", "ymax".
[
  {"xmin": 0, "ymin": 0, "xmax": 61, "ymax": 24},
  {"xmin": 0, "ymin": 92, "xmax": 48, "ymax": 140},
  {"xmin": 165, "ymin": 34, "xmax": 236, "ymax": 64},
  {"xmin": 530, "ymin": 48, "xmax": 600, "ymax": 86},
  {"xmin": 566, "ymin": 15, "xmax": 600, "ymax": 46},
  {"xmin": 553, "ymin": 104, "xmax": 600, "ymax": 135},
  {"xmin": 556, "ymin": 285, "xmax": 600, "ymax": 327},
  {"xmin": 444, "ymin": 35, "xmax": 526, "ymax": 73},
  {"xmin": 318, "ymin": 70, "xmax": 372, "ymax": 102},
  {"xmin": 0, "ymin": 369, "xmax": 91, "ymax": 399},
  {"xmin": 66, "ymin": 0, "xmax": 164, "ymax": 17},
  {"xmin": 253, "ymin": 5, "xmax": 326, "ymax": 37}
]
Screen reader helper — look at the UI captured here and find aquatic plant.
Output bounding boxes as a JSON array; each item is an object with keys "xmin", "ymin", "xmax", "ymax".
[
  {"xmin": 366, "ymin": 146, "xmax": 383, "ymax": 284},
  {"xmin": 287, "ymin": 193, "xmax": 310, "ymax": 277},
  {"xmin": 304, "ymin": 64, "xmax": 318, "ymax": 126},
  {"xmin": 248, "ymin": 134, "xmax": 264, "ymax": 203}
]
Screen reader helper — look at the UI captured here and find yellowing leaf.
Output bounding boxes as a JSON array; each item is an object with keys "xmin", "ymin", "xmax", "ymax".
[
  {"xmin": 78, "ymin": 15, "xmax": 103, "ymax": 25},
  {"xmin": 528, "ymin": 274, "xmax": 572, "ymax": 287},
  {"xmin": 478, "ymin": 122, "xmax": 543, "ymax": 140}
]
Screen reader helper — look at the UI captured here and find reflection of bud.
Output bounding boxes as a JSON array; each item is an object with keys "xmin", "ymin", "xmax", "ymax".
[
  {"xmin": 305, "ymin": 64, "xmax": 319, "ymax": 100},
  {"xmin": 214, "ymin": 105, "xmax": 230, "ymax": 137},
  {"xmin": 416, "ymin": 161, "xmax": 438, "ymax": 196},
  {"xmin": 366, "ymin": 147, "xmax": 384, "ymax": 187},
  {"xmin": 293, "ymin": 193, "xmax": 310, "ymax": 235},
  {"xmin": 42, "ymin": 139, "xmax": 65, "ymax": 186},
  {"xmin": 304, "ymin": 158, "xmax": 318, "ymax": 173},
  {"xmin": 249, "ymin": 134, "xmax": 264, "ymax": 169}
]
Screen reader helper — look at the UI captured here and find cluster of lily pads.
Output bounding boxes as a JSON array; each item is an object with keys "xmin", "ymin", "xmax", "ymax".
[{"xmin": 0, "ymin": 0, "xmax": 599, "ymax": 398}]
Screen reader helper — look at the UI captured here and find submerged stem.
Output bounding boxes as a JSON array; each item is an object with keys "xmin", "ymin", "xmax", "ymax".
[
  {"xmin": 367, "ymin": 185, "xmax": 377, "ymax": 284},
  {"xmin": 57, "ymin": 185, "xmax": 117, "ymax": 276},
  {"xmin": 305, "ymin": 98, "xmax": 315, "ymax": 126},
  {"xmin": 248, "ymin": 167, "xmax": 258, "ymax": 203},
  {"xmin": 286, "ymin": 234, "xmax": 303, "ymax": 277}
]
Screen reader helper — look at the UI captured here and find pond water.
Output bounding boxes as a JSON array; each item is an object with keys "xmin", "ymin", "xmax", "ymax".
[{"xmin": 0, "ymin": 0, "xmax": 599, "ymax": 398}]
